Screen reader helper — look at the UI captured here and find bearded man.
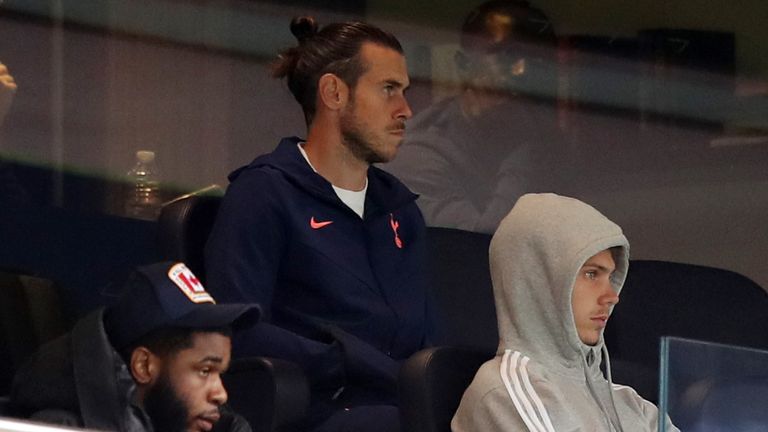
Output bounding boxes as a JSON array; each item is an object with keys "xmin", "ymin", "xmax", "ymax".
[
  {"xmin": 12, "ymin": 262, "xmax": 259, "ymax": 432},
  {"xmin": 204, "ymin": 16, "xmax": 432, "ymax": 432}
]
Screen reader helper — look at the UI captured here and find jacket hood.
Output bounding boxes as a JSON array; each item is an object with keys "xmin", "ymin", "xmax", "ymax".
[
  {"xmin": 490, "ymin": 193, "xmax": 629, "ymax": 370},
  {"xmin": 229, "ymin": 136, "xmax": 418, "ymax": 217},
  {"xmin": 12, "ymin": 309, "xmax": 147, "ymax": 431}
]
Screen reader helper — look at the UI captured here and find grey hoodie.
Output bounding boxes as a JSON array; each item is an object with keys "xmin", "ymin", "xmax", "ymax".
[{"xmin": 452, "ymin": 193, "xmax": 678, "ymax": 432}]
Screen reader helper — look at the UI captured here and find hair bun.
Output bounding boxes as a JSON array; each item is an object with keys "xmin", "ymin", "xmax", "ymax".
[{"xmin": 290, "ymin": 16, "xmax": 318, "ymax": 44}]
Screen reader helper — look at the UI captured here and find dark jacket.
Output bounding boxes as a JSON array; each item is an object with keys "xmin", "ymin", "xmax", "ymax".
[
  {"xmin": 205, "ymin": 137, "xmax": 432, "ymax": 416},
  {"xmin": 11, "ymin": 309, "xmax": 251, "ymax": 432}
]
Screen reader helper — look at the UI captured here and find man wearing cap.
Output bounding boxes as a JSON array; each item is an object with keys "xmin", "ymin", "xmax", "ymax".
[{"xmin": 11, "ymin": 261, "xmax": 260, "ymax": 432}]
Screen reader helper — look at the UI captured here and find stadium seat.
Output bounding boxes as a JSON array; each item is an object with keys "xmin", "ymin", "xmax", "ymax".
[
  {"xmin": 158, "ymin": 189, "xmax": 310, "ymax": 431},
  {"xmin": 605, "ymin": 260, "xmax": 768, "ymax": 403}
]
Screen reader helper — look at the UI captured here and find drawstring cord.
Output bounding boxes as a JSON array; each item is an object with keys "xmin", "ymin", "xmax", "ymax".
[
  {"xmin": 580, "ymin": 347, "xmax": 625, "ymax": 432},
  {"xmin": 603, "ymin": 343, "xmax": 626, "ymax": 432}
]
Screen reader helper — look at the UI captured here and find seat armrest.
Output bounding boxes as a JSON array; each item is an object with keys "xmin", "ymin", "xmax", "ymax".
[
  {"xmin": 399, "ymin": 346, "xmax": 493, "ymax": 432},
  {"xmin": 223, "ymin": 356, "xmax": 309, "ymax": 432},
  {"xmin": 0, "ymin": 396, "xmax": 12, "ymax": 417}
]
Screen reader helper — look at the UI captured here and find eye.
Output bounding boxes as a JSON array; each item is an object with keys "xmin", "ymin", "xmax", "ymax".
[
  {"xmin": 584, "ymin": 270, "xmax": 597, "ymax": 280},
  {"xmin": 383, "ymin": 84, "xmax": 395, "ymax": 96},
  {"xmin": 198, "ymin": 367, "xmax": 212, "ymax": 377}
]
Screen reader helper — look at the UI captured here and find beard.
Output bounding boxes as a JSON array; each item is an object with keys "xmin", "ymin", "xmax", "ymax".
[
  {"xmin": 143, "ymin": 371, "xmax": 189, "ymax": 432},
  {"xmin": 339, "ymin": 98, "xmax": 403, "ymax": 165},
  {"xmin": 340, "ymin": 110, "xmax": 386, "ymax": 164}
]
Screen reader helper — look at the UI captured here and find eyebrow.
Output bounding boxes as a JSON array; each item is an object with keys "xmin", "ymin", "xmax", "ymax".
[
  {"xmin": 197, "ymin": 356, "xmax": 230, "ymax": 372},
  {"xmin": 582, "ymin": 263, "xmax": 615, "ymax": 273},
  {"xmin": 198, "ymin": 356, "xmax": 225, "ymax": 364},
  {"xmin": 384, "ymin": 79, "xmax": 409, "ymax": 90}
]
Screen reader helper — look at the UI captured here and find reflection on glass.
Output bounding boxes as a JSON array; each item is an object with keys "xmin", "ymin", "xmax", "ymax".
[
  {"xmin": 0, "ymin": 0, "xmax": 767, "ymax": 361},
  {"xmin": 386, "ymin": 0, "xmax": 561, "ymax": 234},
  {"xmin": 659, "ymin": 336, "xmax": 768, "ymax": 432}
]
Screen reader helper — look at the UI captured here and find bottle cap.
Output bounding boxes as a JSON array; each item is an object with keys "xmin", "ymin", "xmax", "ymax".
[{"xmin": 136, "ymin": 150, "xmax": 156, "ymax": 163}]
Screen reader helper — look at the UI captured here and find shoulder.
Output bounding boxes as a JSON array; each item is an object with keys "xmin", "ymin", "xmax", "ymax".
[
  {"xmin": 12, "ymin": 332, "xmax": 78, "ymax": 416},
  {"xmin": 217, "ymin": 166, "xmax": 291, "ymax": 223},
  {"xmin": 455, "ymin": 359, "xmax": 507, "ymax": 416},
  {"xmin": 471, "ymin": 354, "xmax": 559, "ymax": 406},
  {"xmin": 455, "ymin": 352, "xmax": 580, "ymax": 432},
  {"xmin": 453, "ymin": 358, "xmax": 529, "ymax": 432},
  {"xmin": 610, "ymin": 383, "xmax": 664, "ymax": 419},
  {"xmin": 226, "ymin": 138, "xmax": 305, "ymax": 193},
  {"xmin": 611, "ymin": 382, "xmax": 650, "ymax": 409},
  {"xmin": 226, "ymin": 164, "xmax": 287, "ymax": 197}
]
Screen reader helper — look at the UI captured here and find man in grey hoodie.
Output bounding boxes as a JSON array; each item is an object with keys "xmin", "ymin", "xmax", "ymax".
[{"xmin": 452, "ymin": 193, "xmax": 678, "ymax": 432}]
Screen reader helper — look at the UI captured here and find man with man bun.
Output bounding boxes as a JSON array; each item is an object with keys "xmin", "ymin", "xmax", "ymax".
[{"xmin": 205, "ymin": 16, "xmax": 430, "ymax": 432}]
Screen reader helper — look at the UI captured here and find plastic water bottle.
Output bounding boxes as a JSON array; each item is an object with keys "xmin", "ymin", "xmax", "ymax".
[{"xmin": 125, "ymin": 150, "xmax": 161, "ymax": 220}]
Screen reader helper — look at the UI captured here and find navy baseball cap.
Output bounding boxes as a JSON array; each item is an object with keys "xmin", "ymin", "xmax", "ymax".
[{"xmin": 104, "ymin": 261, "xmax": 260, "ymax": 350}]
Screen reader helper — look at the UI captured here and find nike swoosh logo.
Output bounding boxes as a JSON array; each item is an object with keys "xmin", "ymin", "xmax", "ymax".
[{"xmin": 310, "ymin": 217, "xmax": 333, "ymax": 229}]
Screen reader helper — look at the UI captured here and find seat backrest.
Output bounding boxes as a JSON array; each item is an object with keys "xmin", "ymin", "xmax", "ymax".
[
  {"xmin": 397, "ymin": 228, "xmax": 494, "ymax": 432},
  {"xmin": 0, "ymin": 272, "xmax": 71, "ymax": 399},
  {"xmin": 682, "ymin": 376, "xmax": 768, "ymax": 431},
  {"xmin": 157, "ymin": 189, "xmax": 223, "ymax": 282},
  {"xmin": 399, "ymin": 346, "xmax": 494, "ymax": 432},
  {"xmin": 425, "ymin": 227, "xmax": 497, "ymax": 351},
  {"xmin": 223, "ymin": 357, "xmax": 309, "ymax": 432},
  {"xmin": 604, "ymin": 260, "xmax": 768, "ymax": 401}
]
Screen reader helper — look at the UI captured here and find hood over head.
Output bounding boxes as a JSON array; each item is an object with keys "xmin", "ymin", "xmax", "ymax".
[{"xmin": 490, "ymin": 193, "xmax": 629, "ymax": 369}]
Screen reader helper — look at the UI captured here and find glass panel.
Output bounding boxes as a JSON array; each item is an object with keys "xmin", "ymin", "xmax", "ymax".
[
  {"xmin": 659, "ymin": 336, "xmax": 768, "ymax": 431},
  {"xmin": 1, "ymin": 1, "xmax": 767, "ymax": 319}
]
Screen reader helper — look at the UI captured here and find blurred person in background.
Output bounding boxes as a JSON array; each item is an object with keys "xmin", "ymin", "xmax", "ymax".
[{"xmin": 386, "ymin": 0, "xmax": 563, "ymax": 234}]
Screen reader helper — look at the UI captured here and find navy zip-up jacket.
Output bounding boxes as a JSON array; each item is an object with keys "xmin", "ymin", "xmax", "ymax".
[{"xmin": 205, "ymin": 137, "xmax": 432, "ymax": 409}]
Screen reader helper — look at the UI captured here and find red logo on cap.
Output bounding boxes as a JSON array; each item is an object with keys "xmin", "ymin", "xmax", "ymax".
[{"xmin": 168, "ymin": 263, "xmax": 215, "ymax": 304}]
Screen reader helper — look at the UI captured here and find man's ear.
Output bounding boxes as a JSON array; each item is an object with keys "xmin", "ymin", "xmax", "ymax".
[
  {"xmin": 317, "ymin": 73, "xmax": 349, "ymax": 111},
  {"xmin": 130, "ymin": 346, "xmax": 160, "ymax": 385}
]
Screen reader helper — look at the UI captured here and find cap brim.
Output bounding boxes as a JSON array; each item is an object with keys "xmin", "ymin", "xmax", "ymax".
[{"xmin": 173, "ymin": 303, "xmax": 261, "ymax": 332}]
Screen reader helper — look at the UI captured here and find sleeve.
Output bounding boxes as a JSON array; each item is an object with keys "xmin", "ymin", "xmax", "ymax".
[
  {"xmin": 204, "ymin": 170, "xmax": 344, "ymax": 390},
  {"xmin": 637, "ymin": 395, "xmax": 680, "ymax": 432},
  {"xmin": 451, "ymin": 386, "xmax": 532, "ymax": 432},
  {"xmin": 614, "ymin": 385, "xmax": 680, "ymax": 432}
]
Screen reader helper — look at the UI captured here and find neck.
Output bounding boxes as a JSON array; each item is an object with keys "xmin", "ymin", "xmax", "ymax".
[{"xmin": 304, "ymin": 122, "xmax": 369, "ymax": 191}]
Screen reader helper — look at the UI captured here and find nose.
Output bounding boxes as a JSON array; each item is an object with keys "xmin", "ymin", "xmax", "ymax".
[
  {"xmin": 396, "ymin": 95, "xmax": 413, "ymax": 121},
  {"xmin": 210, "ymin": 375, "xmax": 228, "ymax": 406},
  {"xmin": 598, "ymin": 282, "xmax": 619, "ymax": 307}
]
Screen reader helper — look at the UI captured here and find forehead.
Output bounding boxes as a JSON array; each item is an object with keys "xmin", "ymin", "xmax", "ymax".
[
  {"xmin": 582, "ymin": 249, "xmax": 615, "ymax": 269},
  {"xmin": 172, "ymin": 332, "xmax": 231, "ymax": 364},
  {"xmin": 358, "ymin": 42, "xmax": 409, "ymax": 85}
]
